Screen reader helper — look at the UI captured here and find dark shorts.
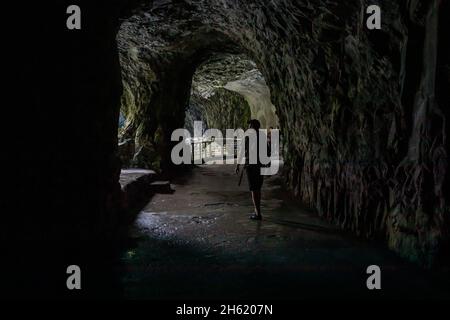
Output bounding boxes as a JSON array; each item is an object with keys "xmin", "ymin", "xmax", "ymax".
[{"xmin": 246, "ymin": 165, "xmax": 263, "ymax": 191}]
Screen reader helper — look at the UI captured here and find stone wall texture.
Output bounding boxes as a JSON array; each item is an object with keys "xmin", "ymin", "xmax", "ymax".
[
  {"xmin": 116, "ymin": 0, "xmax": 449, "ymax": 266},
  {"xmin": 4, "ymin": 2, "xmax": 448, "ymax": 296}
]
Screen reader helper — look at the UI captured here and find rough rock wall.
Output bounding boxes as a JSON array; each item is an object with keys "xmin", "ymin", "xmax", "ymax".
[
  {"xmin": 118, "ymin": 46, "xmax": 274, "ymax": 168},
  {"xmin": 5, "ymin": 0, "xmax": 448, "ymax": 297},
  {"xmin": 227, "ymin": 0, "xmax": 448, "ymax": 266},
  {"xmin": 225, "ymin": 69, "xmax": 279, "ymax": 129},
  {"xmin": 185, "ymin": 54, "xmax": 260, "ymax": 133},
  {"xmin": 184, "ymin": 94, "xmax": 208, "ymax": 134},
  {"xmin": 388, "ymin": 0, "xmax": 449, "ymax": 264},
  {"xmin": 188, "ymin": 54, "xmax": 277, "ymax": 130},
  {"xmin": 118, "ymin": 0, "xmax": 448, "ymax": 265},
  {"xmin": 117, "ymin": 13, "xmax": 241, "ymax": 170},
  {"xmin": 187, "ymin": 88, "xmax": 252, "ymax": 133}
]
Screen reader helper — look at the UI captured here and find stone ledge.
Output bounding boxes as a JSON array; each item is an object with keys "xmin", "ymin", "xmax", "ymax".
[{"xmin": 120, "ymin": 169, "xmax": 157, "ymax": 190}]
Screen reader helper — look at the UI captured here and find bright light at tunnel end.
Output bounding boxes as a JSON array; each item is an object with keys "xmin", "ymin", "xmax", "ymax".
[{"xmin": 171, "ymin": 121, "xmax": 281, "ymax": 175}]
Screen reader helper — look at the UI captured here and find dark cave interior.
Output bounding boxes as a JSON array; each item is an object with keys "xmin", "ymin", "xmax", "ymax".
[{"xmin": 2, "ymin": 0, "xmax": 449, "ymax": 299}]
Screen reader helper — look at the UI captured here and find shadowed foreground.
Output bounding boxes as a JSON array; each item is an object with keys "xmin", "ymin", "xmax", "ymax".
[{"xmin": 119, "ymin": 165, "xmax": 450, "ymax": 300}]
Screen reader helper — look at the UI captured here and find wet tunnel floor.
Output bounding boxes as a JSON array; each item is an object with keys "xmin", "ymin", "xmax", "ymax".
[{"xmin": 120, "ymin": 165, "xmax": 450, "ymax": 300}]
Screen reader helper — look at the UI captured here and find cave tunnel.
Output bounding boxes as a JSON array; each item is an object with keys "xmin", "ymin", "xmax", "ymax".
[{"xmin": 3, "ymin": 0, "xmax": 449, "ymax": 301}]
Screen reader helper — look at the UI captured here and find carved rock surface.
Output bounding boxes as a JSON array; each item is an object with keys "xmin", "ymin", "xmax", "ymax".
[
  {"xmin": 116, "ymin": 0, "xmax": 449, "ymax": 266},
  {"xmin": 5, "ymin": 2, "xmax": 448, "ymax": 295}
]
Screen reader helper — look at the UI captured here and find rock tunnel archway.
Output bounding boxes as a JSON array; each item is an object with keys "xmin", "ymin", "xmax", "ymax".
[
  {"xmin": 187, "ymin": 54, "xmax": 278, "ymax": 134},
  {"xmin": 115, "ymin": 13, "xmax": 281, "ymax": 171},
  {"xmin": 5, "ymin": 0, "xmax": 449, "ymax": 298},
  {"xmin": 112, "ymin": 0, "xmax": 449, "ymax": 266}
]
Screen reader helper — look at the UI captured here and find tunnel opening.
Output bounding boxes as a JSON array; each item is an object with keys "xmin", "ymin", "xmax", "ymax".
[
  {"xmin": 114, "ymin": 11, "xmax": 284, "ymax": 223},
  {"xmin": 115, "ymin": 11, "xmax": 280, "ymax": 173},
  {"xmin": 185, "ymin": 53, "xmax": 280, "ymax": 164}
]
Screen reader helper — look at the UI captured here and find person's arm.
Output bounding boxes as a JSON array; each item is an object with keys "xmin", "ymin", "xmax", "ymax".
[{"xmin": 235, "ymin": 136, "xmax": 248, "ymax": 174}]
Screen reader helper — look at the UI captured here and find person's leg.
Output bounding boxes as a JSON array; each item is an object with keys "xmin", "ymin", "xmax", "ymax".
[
  {"xmin": 251, "ymin": 190, "xmax": 262, "ymax": 218},
  {"xmin": 247, "ymin": 167, "xmax": 262, "ymax": 220}
]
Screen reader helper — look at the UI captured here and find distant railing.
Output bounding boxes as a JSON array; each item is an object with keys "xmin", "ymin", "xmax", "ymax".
[{"xmin": 189, "ymin": 138, "xmax": 241, "ymax": 163}]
